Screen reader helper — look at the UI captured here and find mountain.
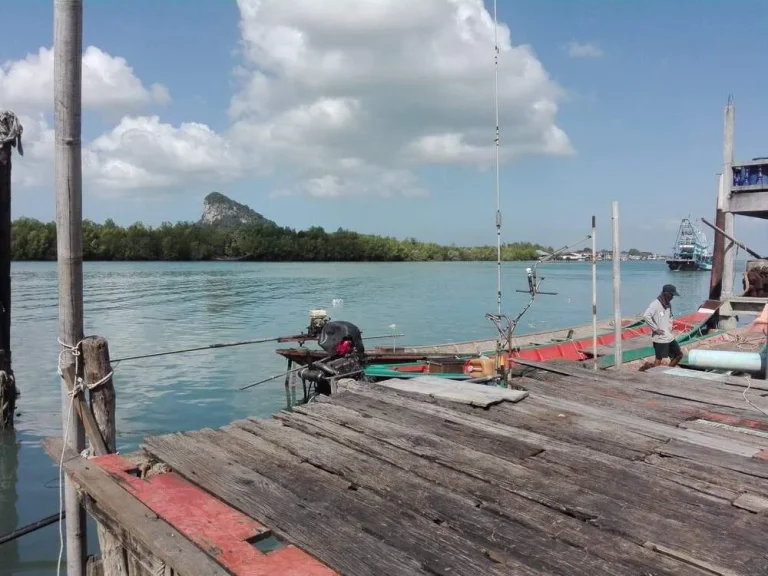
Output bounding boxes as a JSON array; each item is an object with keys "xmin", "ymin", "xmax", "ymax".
[{"xmin": 199, "ymin": 192, "xmax": 276, "ymax": 228}]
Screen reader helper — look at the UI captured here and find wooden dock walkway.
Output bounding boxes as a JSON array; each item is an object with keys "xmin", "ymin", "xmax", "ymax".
[{"xmin": 47, "ymin": 367, "xmax": 768, "ymax": 576}]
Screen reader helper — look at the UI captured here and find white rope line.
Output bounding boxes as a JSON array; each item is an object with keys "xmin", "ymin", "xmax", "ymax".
[
  {"xmin": 56, "ymin": 338, "xmax": 81, "ymax": 576},
  {"xmin": 742, "ymin": 374, "xmax": 768, "ymax": 418}
]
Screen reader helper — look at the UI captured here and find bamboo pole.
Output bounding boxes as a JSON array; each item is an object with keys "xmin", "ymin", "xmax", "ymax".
[
  {"xmin": 82, "ymin": 337, "xmax": 129, "ymax": 575},
  {"xmin": 591, "ymin": 216, "xmax": 598, "ymax": 371},
  {"xmin": 611, "ymin": 202, "xmax": 622, "ymax": 369},
  {"xmin": 54, "ymin": 0, "xmax": 87, "ymax": 573},
  {"xmin": 0, "ymin": 113, "xmax": 20, "ymax": 430}
]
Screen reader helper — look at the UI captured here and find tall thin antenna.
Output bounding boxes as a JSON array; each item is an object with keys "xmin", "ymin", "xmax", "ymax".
[{"xmin": 493, "ymin": 0, "xmax": 502, "ymax": 315}]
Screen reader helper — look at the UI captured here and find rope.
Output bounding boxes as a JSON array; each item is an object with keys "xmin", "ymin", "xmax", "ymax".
[
  {"xmin": 55, "ymin": 338, "xmax": 85, "ymax": 576},
  {"xmin": 742, "ymin": 374, "xmax": 768, "ymax": 417},
  {"xmin": 0, "ymin": 110, "xmax": 23, "ymax": 155}
]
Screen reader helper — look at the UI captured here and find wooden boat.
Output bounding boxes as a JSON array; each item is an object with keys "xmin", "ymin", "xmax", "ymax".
[
  {"xmin": 275, "ymin": 316, "xmax": 639, "ymax": 368},
  {"xmin": 363, "ymin": 304, "xmax": 724, "ymax": 380}
]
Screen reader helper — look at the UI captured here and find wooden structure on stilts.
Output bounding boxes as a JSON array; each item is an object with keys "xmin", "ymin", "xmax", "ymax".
[
  {"xmin": 45, "ymin": 366, "xmax": 768, "ymax": 575},
  {"xmin": 0, "ymin": 110, "xmax": 22, "ymax": 430},
  {"xmin": 710, "ymin": 96, "xmax": 768, "ymax": 328}
]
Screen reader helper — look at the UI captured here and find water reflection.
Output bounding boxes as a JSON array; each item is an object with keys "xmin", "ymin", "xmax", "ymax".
[{"xmin": 0, "ymin": 431, "xmax": 20, "ymax": 574}]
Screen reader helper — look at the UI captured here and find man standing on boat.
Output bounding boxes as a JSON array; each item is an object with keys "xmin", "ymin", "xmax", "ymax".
[{"xmin": 639, "ymin": 284, "xmax": 683, "ymax": 371}]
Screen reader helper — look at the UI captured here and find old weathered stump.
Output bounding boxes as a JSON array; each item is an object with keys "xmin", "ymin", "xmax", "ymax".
[
  {"xmin": 0, "ymin": 141, "xmax": 17, "ymax": 430},
  {"xmin": 82, "ymin": 337, "xmax": 129, "ymax": 576}
]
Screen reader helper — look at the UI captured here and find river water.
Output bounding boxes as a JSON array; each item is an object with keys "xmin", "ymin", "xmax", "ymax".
[{"xmin": 0, "ymin": 260, "xmax": 714, "ymax": 575}]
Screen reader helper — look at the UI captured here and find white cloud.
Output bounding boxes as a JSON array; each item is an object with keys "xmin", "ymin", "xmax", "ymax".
[
  {"xmin": 8, "ymin": 0, "xmax": 573, "ymax": 197},
  {"xmin": 230, "ymin": 0, "xmax": 572, "ymax": 198},
  {"xmin": 566, "ymin": 41, "xmax": 604, "ymax": 59},
  {"xmin": 84, "ymin": 116, "xmax": 243, "ymax": 191},
  {"xmin": 0, "ymin": 46, "xmax": 171, "ymax": 113}
]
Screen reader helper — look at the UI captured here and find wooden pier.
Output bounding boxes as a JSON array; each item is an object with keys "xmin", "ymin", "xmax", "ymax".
[{"xmin": 47, "ymin": 366, "xmax": 768, "ymax": 575}]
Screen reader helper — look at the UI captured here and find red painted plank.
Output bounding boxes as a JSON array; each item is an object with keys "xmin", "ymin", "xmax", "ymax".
[
  {"xmin": 94, "ymin": 454, "xmax": 338, "ymax": 576},
  {"xmin": 755, "ymin": 449, "xmax": 768, "ymax": 461},
  {"xmin": 697, "ymin": 411, "xmax": 768, "ymax": 433}
]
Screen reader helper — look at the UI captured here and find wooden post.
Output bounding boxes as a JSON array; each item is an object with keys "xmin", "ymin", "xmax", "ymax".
[
  {"xmin": 611, "ymin": 202, "xmax": 622, "ymax": 369},
  {"xmin": 284, "ymin": 359, "xmax": 293, "ymax": 409},
  {"xmin": 591, "ymin": 216, "xmax": 598, "ymax": 371},
  {"xmin": 54, "ymin": 0, "xmax": 87, "ymax": 573},
  {"xmin": 720, "ymin": 97, "xmax": 736, "ymax": 302},
  {"xmin": 709, "ymin": 173, "xmax": 726, "ymax": 300},
  {"xmin": 82, "ymin": 336, "xmax": 129, "ymax": 576},
  {"xmin": 0, "ymin": 111, "xmax": 22, "ymax": 430}
]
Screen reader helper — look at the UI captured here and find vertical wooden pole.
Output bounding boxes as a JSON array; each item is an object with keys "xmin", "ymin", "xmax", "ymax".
[
  {"xmin": 611, "ymin": 202, "xmax": 622, "ymax": 369},
  {"xmin": 283, "ymin": 359, "xmax": 293, "ymax": 409},
  {"xmin": 82, "ymin": 337, "xmax": 129, "ymax": 576},
  {"xmin": 721, "ymin": 97, "xmax": 736, "ymax": 302},
  {"xmin": 709, "ymin": 173, "xmax": 725, "ymax": 300},
  {"xmin": 54, "ymin": 0, "xmax": 87, "ymax": 574},
  {"xmin": 0, "ymin": 112, "xmax": 21, "ymax": 430},
  {"xmin": 591, "ymin": 216, "xmax": 598, "ymax": 371}
]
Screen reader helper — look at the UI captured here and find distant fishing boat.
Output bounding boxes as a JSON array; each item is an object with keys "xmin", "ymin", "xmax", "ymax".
[{"xmin": 665, "ymin": 218, "xmax": 712, "ymax": 271}]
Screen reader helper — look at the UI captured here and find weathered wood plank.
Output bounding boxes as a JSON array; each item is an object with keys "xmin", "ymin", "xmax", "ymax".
[
  {"xmin": 142, "ymin": 431, "xmax": 432, "ymax": 576},
  {"xmin": 275, "ymin": 410, "xmax": 712, "ymax": 576},
  {"xmin": 732, "ymin": 492, "xmax": 768, "ymax": 513},
  {"xmin": 292, "ymin": 402, "xmax": 768, "ymax": 574},
  {"xmin": 42, "ymin": 438, "xmax": 227, "ymax": 576},
  {"xmin": 647, "ymin": 366, "xmax": 768, "ymax": 392},
  {"xmin": 657, "ymin": 441, "xmax": 768, "ymax": 480},
  {"xmin": 337, "ymin": 382, "xmax": 662, "ymax": 461},
  {"xmin": 195, "ymin": 426, "xmax": 541, "ymax": 576},
  {"xmin": 331, "ymin": 391, "xmax": 544, "ymax": 461},
  {"xmin": 229, "ymin": 418, "xmax": 638, "ymax": 576},
  {"xmin": 375, "ymin": 376, "xmax": 528, "ymax": 406},
  {"xmin": 637, "ymin": 383, "xmax": 768, "ymax": 413}
]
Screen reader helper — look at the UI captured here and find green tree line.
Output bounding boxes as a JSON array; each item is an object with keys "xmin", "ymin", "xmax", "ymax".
[{"xmin": 11, "ymin": 217, "xmax": 553, "ymax": 262}]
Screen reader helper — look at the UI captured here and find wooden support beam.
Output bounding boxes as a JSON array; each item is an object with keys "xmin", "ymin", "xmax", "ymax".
[
  {"xmin": 0, "ymin": 111, "xmax": 21, "ymax": 430},
  {"xmin": 82, "ymin": 336, "xmax": 128, "ymax": 576},
  {"xmin": 43, "ymin": 437, "xmax": 230, "ymax": 576}
]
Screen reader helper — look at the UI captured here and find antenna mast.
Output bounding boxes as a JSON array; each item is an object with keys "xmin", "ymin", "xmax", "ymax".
[{"xmin": 493, "ymin": 0, "xmax": 502, "ymax": 315}]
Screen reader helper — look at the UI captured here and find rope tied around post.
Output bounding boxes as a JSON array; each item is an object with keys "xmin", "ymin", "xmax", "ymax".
[{"xmin": 0, "ymin": 110, "xmax": 23, "ymax": 156}]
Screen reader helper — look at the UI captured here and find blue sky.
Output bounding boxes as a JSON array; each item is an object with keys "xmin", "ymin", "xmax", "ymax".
[{"xmin": 1, "ymin": 0, "xmax": 766, "ymax": 253}]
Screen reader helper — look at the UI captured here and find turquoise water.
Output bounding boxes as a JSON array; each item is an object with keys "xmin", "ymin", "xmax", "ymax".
[{"xmin": 0, "ymin": 260, "xmax": 713, "ymax": 575}]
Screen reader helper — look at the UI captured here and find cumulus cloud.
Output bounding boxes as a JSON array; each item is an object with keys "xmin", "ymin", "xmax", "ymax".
[
  {"xmin": 0, "ymin": 46, "xmax": 171, "ymax": 113},
  {"xmin": 85, "ymin": 116, "xmax": 243, "ymax": 191},
  {"xmin": 566, "ymin": 41, "xmax": 604, "ymax": 59},
  {"xmin": 7, "ymin": 0, "xmax": 572, "ymax": 197},
  {"xmin": 228, "ymin": 0, "xmax": 571, "ymax": 198}
]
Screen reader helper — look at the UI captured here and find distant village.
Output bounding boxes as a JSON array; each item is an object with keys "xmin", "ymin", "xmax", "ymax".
[{"xmin": 537, "ymin": 248, "xmax": 666, "ymax": 262}]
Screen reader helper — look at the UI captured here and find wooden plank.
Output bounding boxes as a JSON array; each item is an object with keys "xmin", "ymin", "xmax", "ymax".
[
  {"xmin": 191, "ymin": 426, "xmax": 542, "ymax": 576},
  {"xmin": 311, "ymin": 395, "xmax": 767, "ymax": 526},
  {"xmin": 42, "ymin": 438, "xmax": 230, "ymax": 576},
  {"xmin": 644, "ymin": 453, "xmax": 768, "ymax": 499},
  {"xmin": 637, "ymin": 383, "xmax": 768, "ymax": 412},
  {"xmin": 275, "ymin": 411, "xmax": 711, "ymax": 576},
  {"xmin": 732, "ymin": 493, "xmax": 768, "ymax": 513},
  {"xmin": 657, "ymin": 441, "xmax": 768, "ymax": 480},
  {"xmin": 292, "ymin": 402, "xmax": 768, "ymax": 573},
  {"xmin": 375, "ymin": 376, "xmax": 528, "ymax": 406},
  {"xmin": 336, "ymin": 381, "xmax": 667, "ymax": 461},
  {"xmin": 229, "ymin": 417, "xmax": 658, "ymax": 576},
  {"xmin": 142, "ymin": 431, "xmax": 433, "ymax": 576},
  {"xmin": 331, "ymin": 391, "xmax": 544, "ymax": 460},
  {"xmin": 648, "ymin": 366, "xmax": 768, "ymax": 391}
]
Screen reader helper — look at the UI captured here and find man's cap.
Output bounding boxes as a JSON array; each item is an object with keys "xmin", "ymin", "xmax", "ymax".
[{"xmin": 663, "ymin": 284, "xmax": 680, "ymax": 296}]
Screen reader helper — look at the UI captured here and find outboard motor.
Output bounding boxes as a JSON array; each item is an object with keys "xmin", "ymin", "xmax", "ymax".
[{"xmin": 300, "ymin": 320, "xmax": 365, "ymax": 397}]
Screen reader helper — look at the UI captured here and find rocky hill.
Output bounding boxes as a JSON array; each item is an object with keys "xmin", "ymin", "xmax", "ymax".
[{"xmin": 199, "ymin": 192, "xmax": 276, "ymax": 228}]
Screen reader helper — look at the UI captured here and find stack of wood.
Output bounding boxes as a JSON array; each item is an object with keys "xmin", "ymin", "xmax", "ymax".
[{"xmin": 743, "ymin": 266, "xmax": 768, "ymax": 297}]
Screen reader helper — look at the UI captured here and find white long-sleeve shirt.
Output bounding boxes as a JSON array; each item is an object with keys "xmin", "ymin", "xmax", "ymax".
[{"xmin": 643, "ymin": 299, "xmax": 674, "ymax": 343}]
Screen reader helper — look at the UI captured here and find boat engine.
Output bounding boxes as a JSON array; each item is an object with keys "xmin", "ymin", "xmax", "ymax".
[
  {"xmin": 299, "ymin": 320, "xmax": 365, "ymax": 397},
  {"xmin": 307, "ymin": 309, "xmax": 330, "ymax": 337}
]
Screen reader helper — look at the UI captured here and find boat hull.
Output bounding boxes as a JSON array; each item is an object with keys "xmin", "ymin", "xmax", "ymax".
[{"xmin": 666, "ymin": 258, "xmax": 712, "ymax": 272}]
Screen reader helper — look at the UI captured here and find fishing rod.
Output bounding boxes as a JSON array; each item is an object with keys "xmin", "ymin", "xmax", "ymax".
[{"xmin": 112, "ymin": 332, "xmax": 404, "ymax": 364}]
